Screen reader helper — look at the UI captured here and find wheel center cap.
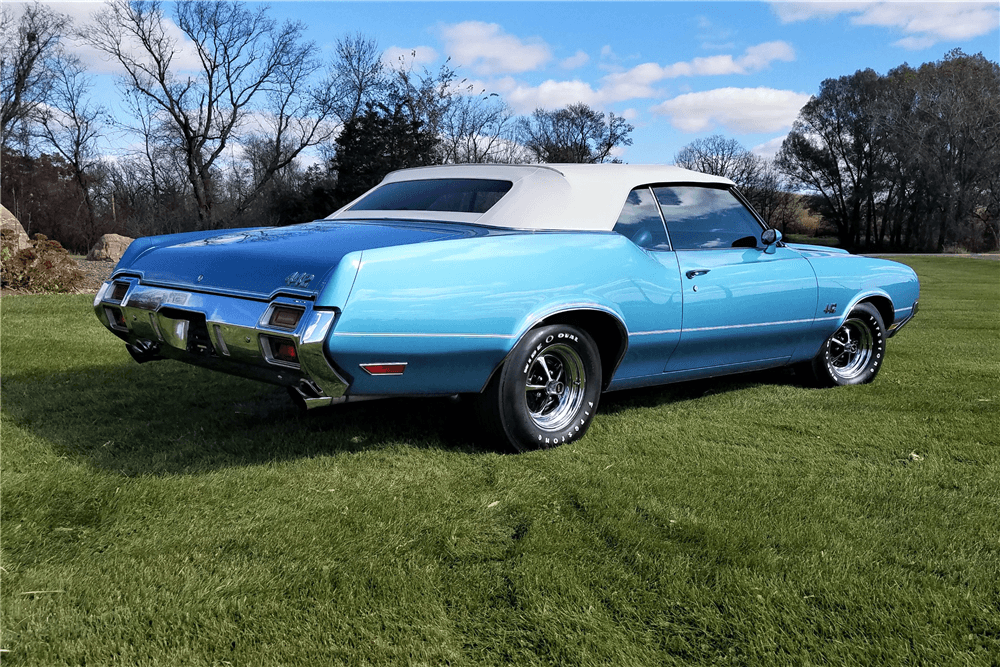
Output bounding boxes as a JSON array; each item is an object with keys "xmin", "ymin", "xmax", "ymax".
[
  {"xmin": 547, "ymin": 381, "xmax": 565, "ymax": 395},
  {"xmin": 847, "ymin": 342, "xmax": 859, "ymax": 353}
]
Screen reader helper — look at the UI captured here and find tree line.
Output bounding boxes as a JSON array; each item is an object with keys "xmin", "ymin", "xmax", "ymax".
[
  {"xmin": 2, "ymin": 1, "xmax": 997, "ymax": 254},
  {"xmin": 1, "ymin": 1, "xmax": 633, "ymax": 252},
  {"xmin": 777, "ymin": 49, "xmax": 1000, "ymax": 252}
]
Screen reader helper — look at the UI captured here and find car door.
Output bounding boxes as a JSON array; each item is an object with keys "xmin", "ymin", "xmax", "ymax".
[
  {"xmin": 609, "ymin": 186, "xmax": 685, "ymax": 379},
  {"xmin": 653, "ymin": 185, "xmax": 818, "ymax": 374}
]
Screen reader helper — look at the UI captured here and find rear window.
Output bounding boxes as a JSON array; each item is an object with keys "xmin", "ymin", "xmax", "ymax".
[{"xmin": 348, "ymin": 179, "xmax": 513, "ymax": 214}]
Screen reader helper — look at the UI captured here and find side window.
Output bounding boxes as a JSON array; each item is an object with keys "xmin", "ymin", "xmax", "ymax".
[
  {"xmin": 652, "ymin": 186, "xmax": 763, "ymax": 250},
  {"xmin": 613, "ymin": 187, "xmax": 671, "ymax": 251}
]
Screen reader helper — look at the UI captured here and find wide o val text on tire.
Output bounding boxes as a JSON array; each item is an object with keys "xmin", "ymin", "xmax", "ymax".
[{"xmin": 476, "ymin": 324, "xmax": 602, "ymax": 452}]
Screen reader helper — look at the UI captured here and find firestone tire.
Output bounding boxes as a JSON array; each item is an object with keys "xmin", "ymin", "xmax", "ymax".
[
  {"xmin": 811, "ymin": 302, "xmax": 886, "ymax": 387},
  {"xmin": 476, "ymin": 324, "xmax": 602, "ymax": 452}
]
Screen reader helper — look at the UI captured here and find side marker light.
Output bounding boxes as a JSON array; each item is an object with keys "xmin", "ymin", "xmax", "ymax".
[{"xmin": 360, "ymin": 363, "xmax": 407, "ymax": 376}]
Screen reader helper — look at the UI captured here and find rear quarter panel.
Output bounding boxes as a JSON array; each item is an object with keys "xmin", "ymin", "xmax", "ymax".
[{"xmin": 323, "ymin": 232, "xmax": 683, "ymax": 395}]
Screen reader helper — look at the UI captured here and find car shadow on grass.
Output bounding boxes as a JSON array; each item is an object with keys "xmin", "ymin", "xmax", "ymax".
[
  {"xmin": 598, "ymin": 367, "xmax": 805, "ymax": 416},
  {"xmin": 2, "ymin": 361, "xmax": 495, "ymax": 476},
  {"xmin": 3, "ymin": 361, "xmax": 807, "ymax": 476}
]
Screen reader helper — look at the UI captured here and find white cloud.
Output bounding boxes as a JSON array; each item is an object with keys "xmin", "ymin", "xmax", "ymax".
[
  {"xmin": 482, "ymin": 41, "xmax": 799, "ymax": 113},
  {"xmin": 752, "ymin": 135, "xmax": 788, "ymax": 159},
  {"xmin": 651, "ymin": 87, "xmax": 811, "ymax": 134},
  {"xmin": 738, "ymin": 41, "xmax": 797, "ymax": 71},
  {"xmin": 29, "ymin": 1, "xmax": 205, "ymax": 75},
  {"xmin": 382, "ymin": 46, "xmax": 439, "ymax": 70},
  {"xmin": 560, "ymin": 50, "xmax": 590, "ymax": 70},
  {"xmin": 772, "ymin": 2, "xmax": 1000, "ymax": 50},
  {"xmin": 439, "ymin": 21, "xmax": 551, "ymax": 76},
  {"xmin": 594, "ymin": 41, "xmax": 796, "ymax": 103},
  {"xmin": 599, "ymin": 62, "xmax": 670, "ymax": 101},
  {"xmin": 492, "ymin": 77, "xmax": 601, "ymax": 111},
  {"xmin": 771, "ymin": 2, "xmax": 868, "ymax": 23}
]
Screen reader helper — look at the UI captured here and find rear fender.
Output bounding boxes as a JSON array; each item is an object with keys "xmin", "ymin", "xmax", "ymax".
[{"xmin": 325, "ymin": 233, "xmax": 645, "ymax": 396}]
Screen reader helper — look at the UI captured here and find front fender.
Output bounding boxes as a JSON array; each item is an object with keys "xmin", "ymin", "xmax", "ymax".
[{"xmin": 791, "ymin": 253, "xmax": 920, "ymax": 362}]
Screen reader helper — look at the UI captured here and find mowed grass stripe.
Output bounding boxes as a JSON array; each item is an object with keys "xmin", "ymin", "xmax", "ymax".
[{"xmin": 2, "ymin": 257, "xmax": 998, "ymax": 665}]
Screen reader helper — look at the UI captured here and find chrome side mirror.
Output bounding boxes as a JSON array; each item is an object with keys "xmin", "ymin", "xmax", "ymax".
[{"xmin": 761, "ymin": 228, "xmax": 782, "ymax": 254}]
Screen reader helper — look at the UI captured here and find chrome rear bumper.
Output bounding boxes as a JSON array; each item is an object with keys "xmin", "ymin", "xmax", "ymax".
[{"xmin": 94, "ymin": 278, "xmax": 348, "ymax": 403}]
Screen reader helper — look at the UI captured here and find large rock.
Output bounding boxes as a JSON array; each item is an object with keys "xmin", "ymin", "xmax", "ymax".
[
  {"xmin": 0, "ymin": 204, "xmax": 30, "ymax": 252},
  {"xmin": 87, "ymin": 233, "xmax": 134, "ymax": 262}
]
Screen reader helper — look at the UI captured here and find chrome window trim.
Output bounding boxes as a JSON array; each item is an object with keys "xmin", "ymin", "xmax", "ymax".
[{"xmin": 648, "ymin": 185, "xmax": 673, "ymax": 251}]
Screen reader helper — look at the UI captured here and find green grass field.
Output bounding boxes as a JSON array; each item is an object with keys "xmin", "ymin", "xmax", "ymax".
[{"xmin": 2, "ymin": 257, "xmax": 998, "ymax": 665}]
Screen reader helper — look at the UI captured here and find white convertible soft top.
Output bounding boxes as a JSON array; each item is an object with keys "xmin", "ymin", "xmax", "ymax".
[{"xmin": 327, "ymin": 163, "xmax": 734, "ymax": 231}]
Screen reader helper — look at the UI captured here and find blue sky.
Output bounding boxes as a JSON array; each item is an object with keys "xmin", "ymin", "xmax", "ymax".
[{"xmin": 40, "ymin": 1, "xmax": 1000, "ymax": 163}]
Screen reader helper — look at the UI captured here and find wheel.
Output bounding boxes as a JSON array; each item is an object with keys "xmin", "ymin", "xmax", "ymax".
[
  {"xmin": 810, "ymin": 303, "xmax": 886, "ymax": 387},
  {"xmin": 476, "ymin": 324, "xmax": 602, "ymax": 452}
]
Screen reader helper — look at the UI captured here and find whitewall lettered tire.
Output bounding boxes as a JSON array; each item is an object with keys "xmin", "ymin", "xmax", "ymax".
[
  {"xmin": 476, "ymin": 324, "xmax": 602, "ymax": 452},
  {"xmin": 811, "ymin": 302, "xmax": 886, "ymax": 387}
]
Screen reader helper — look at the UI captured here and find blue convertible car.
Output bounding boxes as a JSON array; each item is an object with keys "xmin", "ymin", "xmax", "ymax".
[{"xmin": 95, "ymin": 164, "xmax": 919, "ymax": 451}]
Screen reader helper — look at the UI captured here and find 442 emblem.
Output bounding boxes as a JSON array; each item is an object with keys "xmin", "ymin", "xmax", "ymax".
[{"xmin": 285, "ymin": 271, "xmax": 315, "ymax": 288}]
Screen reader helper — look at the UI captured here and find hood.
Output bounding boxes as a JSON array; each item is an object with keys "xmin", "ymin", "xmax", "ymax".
[{"xmin": 120, "ymin": 220, "xmax": 485, "ymax": 298}]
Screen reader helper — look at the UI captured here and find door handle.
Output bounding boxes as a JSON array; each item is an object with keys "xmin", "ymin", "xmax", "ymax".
[{"xmin": 685, "ymin": 269, "xmax": 710, "ymax": 279}]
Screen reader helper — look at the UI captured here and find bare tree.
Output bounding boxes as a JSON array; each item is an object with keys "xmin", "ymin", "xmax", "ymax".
[
  {"xmin": 35, "ymin": 56, "xmax": 108, "ymax": 248},
  {"xmin": 883, "ymin": 50, "xmax": 1000, "ymax": 251},
  {"xmin": 674, "ymin": 135, "xmax": 760, "ymax": 185},
  {"xmin": 388, "ymin": 57, "xmax": 462, "ymax": 159},
  {"xmin": 778, "ymin": 53, "xmax": 1000, "ymax": 251},
  {"xmin": 519, "ymin": 103, "xmax": 633, "ymax": 163},
  {"xmin": 386, "ymin": 54, "xmax": 528, "ymax": 164},
  {"xmin": 439, "ymin": 92, "xmax": 525, "ymax": 164},
  {"xmin": 87, "ymin": 0, "xmax": 336, "ymax": 228},
  {"xmin": 0, "ymin": 2, "xmax": 72, "ymax": 150},
  {"xmin": 330, "ymin": 33, "xmax": 388, "ymax": 125},
  {"xmin": 776, "ymin": 69, "xmax": 886, "ymax": 249},
  {"xmin": 675, "ymin": 135, "xmax": 796, "ymax": 229}
]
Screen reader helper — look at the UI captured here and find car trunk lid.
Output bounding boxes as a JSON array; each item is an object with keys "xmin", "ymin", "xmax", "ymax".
[{"xmin": 124, "ymin": 220, "xmax": 482, "ymax": 298}]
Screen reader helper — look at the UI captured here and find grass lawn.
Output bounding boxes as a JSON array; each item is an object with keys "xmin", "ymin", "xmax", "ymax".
[{"xmin": 2, "ymin": 257, "xmax": 998, "ymax": 665}]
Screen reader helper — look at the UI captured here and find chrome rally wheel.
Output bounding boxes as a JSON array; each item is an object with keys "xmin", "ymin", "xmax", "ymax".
[
  {"xmin": 523, "ymin": 343, "xmax": 586, "ymax": 432},
  {"xmin": 826, "ymin": 317, "xmax": 874, "ymax": 381},
  {"xmin": 812, "ymin": 302, "xmax": 886, "ymax": 386},
  {"xmin": 476, "ymin": 324, "xmax": 602, "ymax": 452}
]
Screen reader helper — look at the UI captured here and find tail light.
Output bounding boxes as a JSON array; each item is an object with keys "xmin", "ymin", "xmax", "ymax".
[
  {"xmin": 272, "ymin": 339, "xmax": 298, "ymax": 363},
  {"xmin": 267, "ymin": 305, "xmax": 303, "ymax": 330},
  {"xmin": 105, "ymin": 306, "xmax": 128, "ymax": 331},
  {"xmin": 261, "ymin": 335, "xmax": 298, "ymax": 366},
  {"xmin": 111, "ymin": 282, "xmax": 129, "ymax": 301}
]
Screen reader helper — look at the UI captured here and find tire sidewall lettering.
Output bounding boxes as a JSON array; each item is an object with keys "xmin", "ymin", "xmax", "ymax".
[
  {"xmin": 821, "ymin": 304, "xmax": 886, "ymax": 386},
  {"xmin": 505, "ymin": 325, "xmax": 602, "ymax": 450}
]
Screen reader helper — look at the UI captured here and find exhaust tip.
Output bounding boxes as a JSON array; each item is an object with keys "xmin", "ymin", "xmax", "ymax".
[
  {"xmin": 126, "ymin": 340, "xmax": 161, "ymax": 364},
  {"xmin": 288, "ymin": 380, "xmax": 334, "ymax": 411}
]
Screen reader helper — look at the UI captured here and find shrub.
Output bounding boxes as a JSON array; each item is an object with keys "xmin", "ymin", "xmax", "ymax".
[{"xmin": 1, "ymin": 231, "xmax": 86, "ymax": 292}]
